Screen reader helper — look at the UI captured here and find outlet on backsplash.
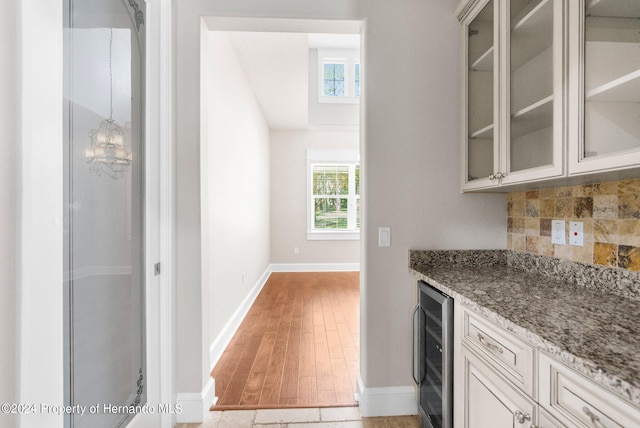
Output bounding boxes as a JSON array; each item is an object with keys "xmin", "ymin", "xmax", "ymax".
[
  {"xmin": 551, "ymin": 220, "xmax": 565, "ymax": 245},
  {"xmin": 569, "ymin": 222, "xmax": 584, "ymax": 247},
  {"xmin": 507, "ymin": 179, "xmax": 640, "ymax": 272}
]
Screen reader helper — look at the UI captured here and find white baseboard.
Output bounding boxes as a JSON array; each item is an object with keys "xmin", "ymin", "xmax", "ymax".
[
  {"xmin": 355, "ymin": 376, "xmax": 417, "ymax": 417},
  {"xmin": 175, "ymin": 377, "xmax": 216, "ymax": 423},
  {"xmin": 270, "ymin": 263, "xmax": 360, "ymax": 272},
  {"xmin": 209, "ymin": 266, "xmax": 272, "ymax": 371}
]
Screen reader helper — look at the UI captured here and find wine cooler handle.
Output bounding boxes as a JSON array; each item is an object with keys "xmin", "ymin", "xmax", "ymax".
[{"xmin": 412, "ymin": 305, "xmax": 426, "ymax": 384}]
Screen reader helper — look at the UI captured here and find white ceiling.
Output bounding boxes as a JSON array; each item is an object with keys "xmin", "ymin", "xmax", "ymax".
[
  {"xmin": 224, "ymin": 32, "xmax": 360, "ymax": 130},
  {"xmin": 226, "ymin": 32, "xmax": 310, "ymax": 130}
]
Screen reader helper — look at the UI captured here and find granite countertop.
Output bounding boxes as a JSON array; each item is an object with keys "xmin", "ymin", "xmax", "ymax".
[{"xmin": 409, "ymin": 249, "xmax": 640, "ymax": 407}]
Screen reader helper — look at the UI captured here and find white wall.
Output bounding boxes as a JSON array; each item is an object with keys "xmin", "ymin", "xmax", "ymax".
[
  {"xmin": 174, "ymin": 0, "xmax": 506, "ymax": 417},
  {"xmin": 17, "ymin": 0, "xmax": 65, "ymax": 425},
  {"xmin": 205, "ymin": 32, "xmax": 271, "ymax": 347},
  {"xmin": 270, "ymin": 129, "xmax": 360, "ymax": 264},
  {"xmin": 0, "ymin": 0, "xmax": 17, "ymax": 426}
]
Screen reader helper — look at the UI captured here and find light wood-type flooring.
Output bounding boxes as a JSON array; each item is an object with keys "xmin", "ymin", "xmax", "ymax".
[{"xmin": 211, "ymin": 272, "xmax": 360, "ymax": 410}]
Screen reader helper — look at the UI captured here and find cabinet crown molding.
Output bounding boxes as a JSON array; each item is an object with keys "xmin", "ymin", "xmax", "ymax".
[{"xmin": 455, "ymin": 0, "xmax": 486, "ymax": 23}]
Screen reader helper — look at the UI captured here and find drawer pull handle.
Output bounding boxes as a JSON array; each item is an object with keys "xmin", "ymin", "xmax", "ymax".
[
  {"xmin": 582, "ymin": 406, "xmax": 606, "ymax": 428},
  {"xmin": 514, "ymin": 410, "xmax": 531, "ymax": 424},
  {"xmin": 477, "ymin": 333, "xmax": 504, "ymax": 354}
]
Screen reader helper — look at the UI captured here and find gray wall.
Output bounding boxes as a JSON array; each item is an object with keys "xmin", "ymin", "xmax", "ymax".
[
  {"xmin": 357, "ymin": 0, "xmax": 506, "ymax": 389},
  {"xmin": 0, "ymin": 0, "xmax": 17, "ymax": 425},
  {"xmin": 174, "ymin": 0, "xmax": 506, "ymax": 402}
]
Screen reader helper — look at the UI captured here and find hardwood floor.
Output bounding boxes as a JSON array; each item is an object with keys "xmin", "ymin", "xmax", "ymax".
[{"xmin": 211, "ymin": 272, "xmax": 360, "ymax": 410}]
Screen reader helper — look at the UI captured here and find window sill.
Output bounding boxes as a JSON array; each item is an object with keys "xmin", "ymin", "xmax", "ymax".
[
  {"xmin": 317, "ymin": 96, "xmax": 360, "ymax": 104},
  {"xmin": 307, "ymin": 231, "xmax": 360, "ymax": 241}
]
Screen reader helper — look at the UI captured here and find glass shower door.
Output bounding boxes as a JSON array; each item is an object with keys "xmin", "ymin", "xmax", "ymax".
[{"xmin": 63, "ymin": 0, "xmax": 145, "ymax": 427}]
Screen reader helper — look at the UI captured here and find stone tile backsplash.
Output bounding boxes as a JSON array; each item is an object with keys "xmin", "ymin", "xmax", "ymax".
[{"xmin": 507, "ymin": 179, "xmax": 640, "ymax": 272}]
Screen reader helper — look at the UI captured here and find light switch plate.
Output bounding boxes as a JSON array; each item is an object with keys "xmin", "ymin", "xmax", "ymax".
[
  {"xmin": 378, "ymin": 227, "xmax": 391, "ymax": 247},
  {"xmin": 569, "ymin": 221, "xmax": 583, "ymax": 246},
  {"xmin": 551, "ymin": 220, "xmax": 565, "ymax": 245}
]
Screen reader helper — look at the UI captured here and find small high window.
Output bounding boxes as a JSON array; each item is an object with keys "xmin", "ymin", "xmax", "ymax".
[
  {"xmin": 318, "ymin": 50, "xmax": 361, "ymax": 103},
  {"xmin": 323, "ymin": 62, "xmax": 346, "ymax": 96}
]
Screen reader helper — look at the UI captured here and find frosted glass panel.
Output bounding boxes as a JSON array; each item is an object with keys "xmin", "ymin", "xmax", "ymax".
[{"xmin": 63, "ymin": 1, "xmax": 145, "ymax": 427}]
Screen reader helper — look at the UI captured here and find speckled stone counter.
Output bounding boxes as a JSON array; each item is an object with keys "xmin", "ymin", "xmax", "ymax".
[{"xmin": 409, "ymin": 249, "xmax": 640, "ymax": 407}]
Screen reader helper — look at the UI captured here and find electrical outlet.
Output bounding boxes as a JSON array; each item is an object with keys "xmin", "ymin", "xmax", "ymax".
[
  {"xmin": 294, "ymin": 247, "xmax": 299, "ymax": 254},
  {"xmin": 551, "ymin": 220, "xmax": 566, "ymax": 245},
  {"xmin": 569, "ymin": 222, "xmax": 584, "ymax": 246}
]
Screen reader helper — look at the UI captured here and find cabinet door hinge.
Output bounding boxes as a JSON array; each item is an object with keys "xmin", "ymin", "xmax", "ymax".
[{"xmin": 154, "ymin": 262, "xmax": 161, "ymax": 276}]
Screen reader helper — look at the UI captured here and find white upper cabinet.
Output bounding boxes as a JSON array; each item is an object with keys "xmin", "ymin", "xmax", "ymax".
[
  {"xmin": 458, "ymin": 0, "xmax": 640, "ymax": 191},
  {"xmin": 568, "ymin": 0, "xmax": 640, "ymax": 174},
  {"xmin": 503, "ymin": 0, "xmax": 566, "ymax": 185},
  {"xmin": 459, "ymin": 0, "xmax": 566, "ymax": 191},
  {"xmin": 463, "ymin": 0, "xmax": 499, "ymax": 190}
]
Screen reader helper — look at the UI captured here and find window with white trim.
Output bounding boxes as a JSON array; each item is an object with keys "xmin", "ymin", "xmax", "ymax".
[
  {"xmin": 318, "ymin": 49, "xmax": 361, "ymax": 103},
  {"xmin": 307, "ymin": 150, "xmax": 360, "ymax": 240}
]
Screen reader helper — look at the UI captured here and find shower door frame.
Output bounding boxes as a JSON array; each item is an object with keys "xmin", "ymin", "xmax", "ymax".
[{"xmin": 17, "ymin": 0, "xmax": 173, "ymax": 427}]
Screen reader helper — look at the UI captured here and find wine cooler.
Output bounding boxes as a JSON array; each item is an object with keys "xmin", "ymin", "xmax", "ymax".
[{"xmin": 412, "ymin": 280, "xmax": 454, "ymax": 428}]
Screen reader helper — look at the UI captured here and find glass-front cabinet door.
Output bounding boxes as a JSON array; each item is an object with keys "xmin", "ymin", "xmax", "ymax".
[
  {"xmin": 501, "ymin": 0, "xmax": 565, "ymax": 184},
  {"xmin": 462, "ymin": 0, "xmax": 499, "ymax": 190},
  {"xmin": 568, "ymin": 0, "xmax": 640, "ymax": 174},
  {"xmin": 459, "ymin": 0, "xmax": 566, "ymax": 191}
]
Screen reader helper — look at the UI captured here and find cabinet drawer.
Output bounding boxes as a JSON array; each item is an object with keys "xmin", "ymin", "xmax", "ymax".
[
  {"xmin": 539, "ymin": 352, "xmax": 640, "ymax": 428},
  {"xmin": 462, "ymin": 307, "xmax": 535, "ymax": 396}
]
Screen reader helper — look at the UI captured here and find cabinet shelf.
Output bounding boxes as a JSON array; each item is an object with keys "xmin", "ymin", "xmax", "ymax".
[
  {"xmin": 471, "ymin": 46, "xmax": 494, "ymax": 71},
  {"xmin": 587, "ymin": 69, "xmax": 640, "ymax": 102},
  {"xmin": 587, "ymin": 0, "xmax": 640, "ymax": 18},
  {"xmin": 511, "ymin": 0, "xmax": 553, "ymax": 71},
  {"xmin": 470, "ymin": 123, "xmax": 494, "ymax": 140},
  {"xmin": 512, "ymin": 0, "xmax": 550, "ymax": 32},
  {"xmin": 511, "ymin": 95, "xmax": 553, "ymax": 138}
]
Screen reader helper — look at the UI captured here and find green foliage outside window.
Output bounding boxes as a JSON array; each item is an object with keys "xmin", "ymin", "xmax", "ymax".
[{"xmin": 312, "ymin": 165, "xmax": 359, "ymax": 230}]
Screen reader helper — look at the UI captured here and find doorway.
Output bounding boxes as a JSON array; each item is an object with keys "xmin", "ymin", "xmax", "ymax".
[{"xmin": 201, "ymin": 17, "xmax": 364, "ymax": 411}]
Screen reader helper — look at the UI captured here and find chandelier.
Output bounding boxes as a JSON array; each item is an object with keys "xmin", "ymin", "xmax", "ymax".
[{"xmin": 86, "ymin": 28, "xmax": 132, "ymax": 180}]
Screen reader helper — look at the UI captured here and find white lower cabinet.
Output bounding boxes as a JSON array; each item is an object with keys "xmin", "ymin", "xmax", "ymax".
[
  {"xmin": 460, "ymin": 345, "xmax": 537, "ymax": 428},
  {"xmin": 454, "ymin": 303, "xmax": 640, "ymax": 428},
  {"xmin": 538, "ymin": 408, "xmax": 564, "ymax": 428},
  {"xmin": 538, "ymin": 353, "xmax": 640, "ymax": 428}
]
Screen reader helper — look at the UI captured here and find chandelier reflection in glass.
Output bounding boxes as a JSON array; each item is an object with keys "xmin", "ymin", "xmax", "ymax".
[{"xmin": 86, "ymin": 28, "xmax": 132, "ymax": 180}]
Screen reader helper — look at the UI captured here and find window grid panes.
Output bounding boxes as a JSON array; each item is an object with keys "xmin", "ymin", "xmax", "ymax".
[
  {"xmin": 311, "ymin": 164, "xmax": 359, "ymax": 231},
  {"xmin": 318, "ymin": 52, "xmax": 360, "ymax": 100},
  {"xmin": 323, "ymin": 63, "xmax": 345, "ymax": 97}
]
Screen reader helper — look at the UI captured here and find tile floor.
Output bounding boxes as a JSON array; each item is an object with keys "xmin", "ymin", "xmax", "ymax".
[{"xmin": 176, "ymin": 406, "xmax": 421, "ymax": 428}]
